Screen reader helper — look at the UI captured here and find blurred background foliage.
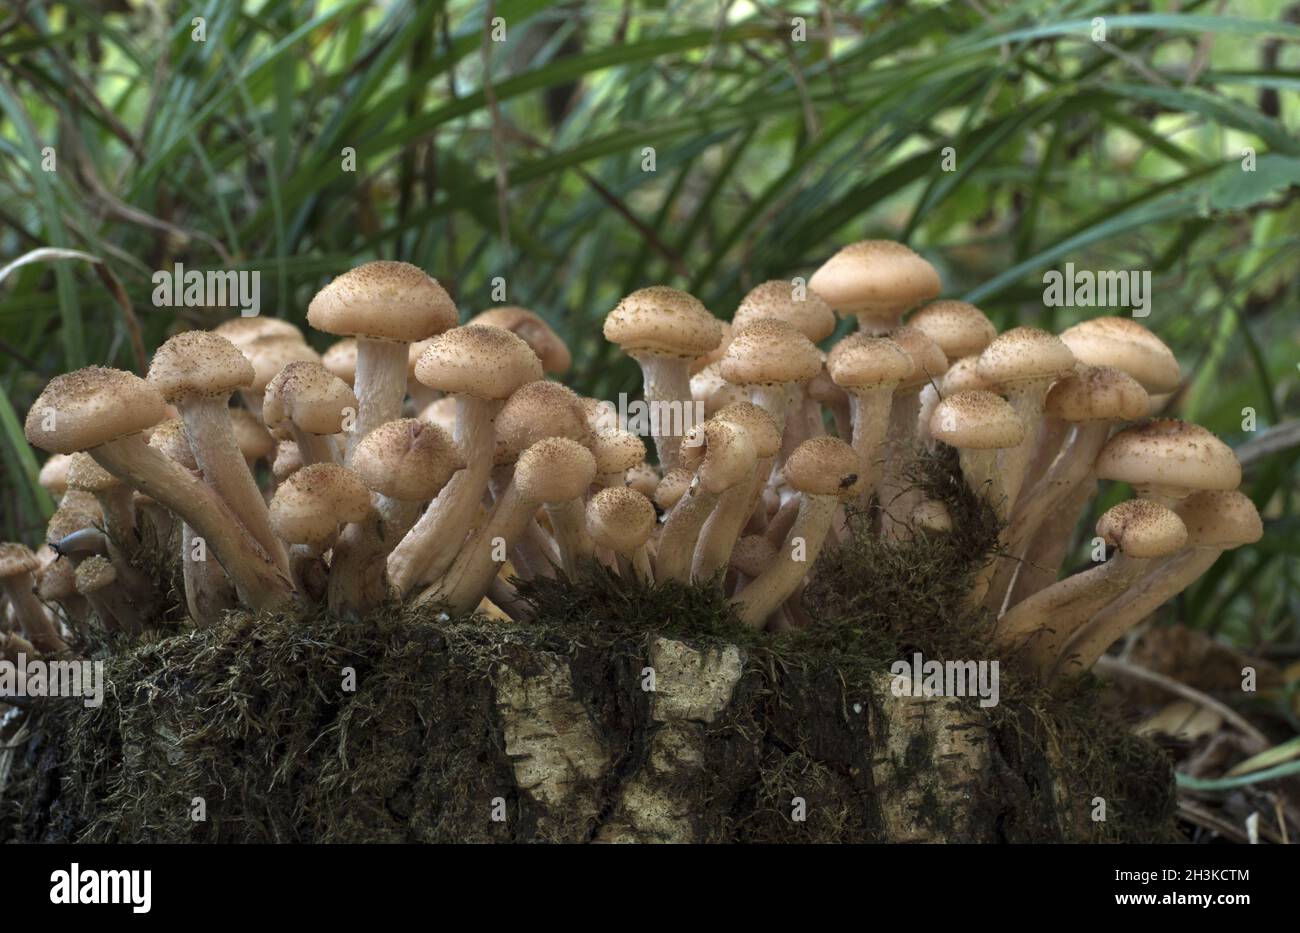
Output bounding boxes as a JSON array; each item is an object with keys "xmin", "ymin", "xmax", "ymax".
[{"xmin": 0, "ymin": 2, "xmax": 1296, "ymax": 659}]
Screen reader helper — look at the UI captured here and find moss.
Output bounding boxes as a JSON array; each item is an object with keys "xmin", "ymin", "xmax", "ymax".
[{"xmin": 0, "ymin": 448, "xmax": 1177, "ymax": 843}]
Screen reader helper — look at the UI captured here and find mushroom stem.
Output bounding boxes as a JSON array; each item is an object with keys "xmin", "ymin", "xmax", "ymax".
[
  {"xmin": 997, "ymin": 384, "xmax": 1050, "ymax": 512},
  {"xmin": 730, "ymin": 495, "xmax": 835, "ymax": 629},
  {"xmin": 328, "ymin": 511, "xmax": 392, "ymax": 616},
  {"xmin": 182, "ymin": 396, "xmax": 289, "ymax": 577},
  {"xmin": 691, "ymin": 462, "xmax": 760, "ymax": 583},
  {"xmin": 994, "ymin": 553, "xmax": 1152, "ymax": 676},
  {"xmin": 182, "ymin": 524, "xmax": 237, "ymax": 628},
  {"xmin": 90, "ymin": 434, "xmax": 294, "ymax": 610},
  {"xmin": 348, "ymin": 338, "xmax": 409, "ymax": 458},
  {"xmin": 846, "ymin": 387, "xmax": 893, "ymax": 505},
  {"xmin": 417, "ymin": 480, "xmax": 538, "ymax": 615},
  {"xmin": 387, "ymin": 396, "xmax": 501, "ymax": 594},
  {"xmin": 543, "ymin": 499, "xmax": 592, "ymax": 579},
  {"xmin": 632, "ymin": 353, "xmax": 692, "ymax": 471},
  {"xmin": 747, "ymin": 385, "xmax": 789, "ymax": 435},
  {"xmin": 1051, "ymin": 548, "xmax": 1221, "ymax": 682},
  {"xmin": 877, "ymin": 386, "xmax": 925, "ymax": 537},
  {"xmin": 0, "ymin": 574, "xmax": 65, "ymax": 654},
  {"xmin": 656, "ymin": 485, "xmax": 719, "ymax": 583},
  {"xmin": 291, "ymin": 428, "xmax": 338, "ymax": 467}
]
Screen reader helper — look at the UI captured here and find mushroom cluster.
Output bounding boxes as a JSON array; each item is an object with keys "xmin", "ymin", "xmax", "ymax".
[{"xmin": 3, "ymin": 248, "xmax": 1259, "ymax": 690}]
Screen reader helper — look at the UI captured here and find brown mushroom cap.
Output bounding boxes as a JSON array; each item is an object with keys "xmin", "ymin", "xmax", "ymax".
[
  {"xmin": 711, "ymin": 402, "xmax": 782, "ymax": 459},
  {"xmin": 322, "ymin": 338, "xmax": 358, "ymax": 387},
  {"xmin": 269, "ymin": 463, "xmax": 372, "ymax": 547},
  {"xmin": 230, "ymin": 407, "xmax": 277, "ymax": 461},
  {"xmin": 690, "ymin": 361, "xmax": 749, "ymax": 416},
  {"xmin": 976, "ymin": 327, "xmax": 1075, "ymax": 389},
  {"xmin": 515, "ymin": 437, "xmax": 597, "ymax": 503},
  {"xmin": 66, "ymin": 451, "xmax": 123, "ymax": 494},
  {"xmin": 679, "ymin": 419, "xmax": 757, "ymax": 494},
  {"xmin": 625, "ymin": 462, "xmax": 660, "ymax": 499},
  {"xmin": 941, "ymin": 355, "xmax": 987, "ymax": 395},
  {"xmin": 148, "ymin": 419, "xmax": 198, "ymax": 470},
  {"xmin": 493, "ymin": 380, "xmax": 589, "ymax": 464},
  {"xmin": 1045, "ymin": 366, "xmax": 1149, "ymax": 423},
  {"xmin": 38, "ymin": 453, "xmax": 74, "ymax": 498},
  {"xmin": 808, "ymin": 240, "xmax": 941, "ymax": 318},
  {"xmin": 263, "ymin": 361, "xmax": 358, "ymax": 437},
  {"xmin": 586, "ymin": 486, "xmax": 656, "ymax": 552},
  {"xmin": 414, "ymin": 324, "xmax": 543, "ymax": 399},
  {"xmin": 74, "ymin": 554, "xmax": 117, "ymax": 595},
  {"xmin": 213, "ymin": 316, "xmax": 303, "ymax": 349},
  {"xmin": 907, "ymin": 300, "xmax": 997, "ymax": 361},
  {"xmin": 243, "ymin": 336, "xmax": 322, "ymax": 394},
  {"xmin": 1096, "ymin": 499, "xmax": 1187, "ymax": 559},
  {"xmin": 0, "ymin": 542, "xmax": 40, "ymax": 580},
  {"xmin": 352, "ymin": 418, "xmax": 463, "ymax": 502},
  {"xmin": 25, "ymin": 367, "xmax": 167, "ymax": 454},
  {"xmin": 729, "ymin": 534, "xmax": 777, "ymax": 577},
  {"xmin": 588, "ymin": 429, "xmax": 647, "ymax": 477},
  {"xmin": 1095, "ymin": 419, "xmax": 1241, "ymax": 495},
  {"xmin": 732, "ymin": 280, "xmax": 837, "ymax": 343},
  {"xmin": 307, "ymin": 260, "xmax": 459, "ymax": 343},
  {"xmin": 783, "ymin": 436, "xmax": 863, "ymax": 500},
  {"xmin": 720, "ymin": 318, "xmax": 822, "ymax": 387},
  {"xmin": 827, "ymin": 334, "xmax": 915, "ymax": 390},
  {"xmin": 888, "ymin": 325, "xmax": 948, "ymax": 389},
  {"xmin": 930, "ymin": 390, "xmax": 1025, "ymax": 450},
  {"xmin": 1176, "ymin": 490, "xmax": 1263, "ymax": 549},
  {"xmin": 603, "ymin": 286, "xmax": 723, "ymax": 359},
  {"xmin": 37, "ymin": 556, "xmax": 78, "ymax": 602},
  {"xmin": 148, "ymin": 331, "xmax": 254, "ymax": 401},
  {"xmin": 468, "ymin": 306, "xmax": 571, "ymax": 373},
  {"xmin": 654, "ymin": 467, "xmax": 693, "ymax": 510},
  {"xmin": 45, "ymin": 499, "xmax": 99, "ymax": 547},
  {"xmin": 1060, "ymin": 317, "xmax": 1180, "ymax": 394}
]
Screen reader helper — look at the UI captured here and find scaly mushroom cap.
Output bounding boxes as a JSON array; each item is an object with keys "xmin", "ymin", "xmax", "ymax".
[
  {"xmin": 603, "ymin": 286, "xmax": 723, "ymax": 359},
  {"xmin": 515, "ymin": 437, "xmax": 597, "ymax": 503},
  {"xmin": 148, "ymin": 331, "xmax": 254, "ymax": 401},
  {"xmin": 38, "ymin": 453, "xmax": 74, "ymax": 498},
  {"xmin": 1096, "ymin": 499, "xmax": 1187, "ymax": 559},
  {"xmin": 0, "ymin": 542, "xmax": 40, "ymax": 580},
  {"xmin": 66, "ymin": 452, "xmax": 123, "ymax": 494},
  {"xmin": 213, "ymin": 316, "xmax": 303, "ymax": 349},
  {"xmin": 468, "ymin": 306, "xmax": 572, "ymax": 374},
  {"xmin": 654, "ymin": 467, "xmax": 693, "ymax": 510},
  {"xmin": 38, "ymin": 557, "xmax": 78, "ymax": 602},
  {"xmin": 888, "ymin": 325, "xmax": 948, "ymax": 389},
  {"xmin": 493, "ymin": 380, "xmax": 589, "ymax": 464},
  {"xmin": 587, "ymin": 486, "xmax": 656, "ymax": 553},
  {"xmin": 263, "ymin": 361, "xmax": 358, "ymax": 437},
  {"xmin": 1095, "ymin": 419, "xmax": 1241, "ymax": 495},
  {"xmin": 1045, "ymin": 366, "xmax": 1149, "ymax": 423},
  {"xmin": 74, "ymin": 554, "xmax": 117, "ymax": 595},
  {"xmin": 626, "ymin": 462, "xmax": 660, "ymax": 499},
  {"xmin": 784, "ymin": 436, "xmax": 863, "ymax": 500},
  {"xmin": 45, "ymin": 496, "xmax": 100, "ymax": 547},
  {"xmin": 230, "ymin": 408, "xmax": 276, "ymax": 461},
  {"xmin": 352, "ymin": 418, "xmax": 463, "ymax": 502},
  {"xmin": 690, "ymin": 361, "xmax": 749, "ymax": 416},
  {"xmin": 977, "ymin": 327, "xmax": 1075, "ymax": 389},
  {"xmin": 732, "ymin": 281, "xmax": 837, "ymax": 343},
  {"xmin": 588, "ymin": 429, "xmax": 646, "ymax": 476},
  {"xmin": 827, "ymin": 333, "xmax": 914, "ymax": 390},
  {"xmin": 720, "ymin": 318, "xmax": 822, "ymax": 387},
  {"xmin": 711, "ymin": 402, "xmax": 781, "ymax": 459},
  {"xmin": 931, "ymin": 390, "xmax": 1025, "ymax": 450},
  {"xmin": 148, "ymin": 419, "xmax": 198, "ymax": 470},
  {"xmin": 322, "ymin": 338, "xmax": 358, "ymax": 387},
  {"xmin": 809, "ymin": 240, "xmax": 941, "ymax": 319},
  {"xmin": 243, "ymin": 336, "xmax": 322, "ymax": 394},
  {"xmin": 414, "ymin": 325, "xmax": 543, "ymax": 399},
  {"xmin": 1060, "ymin": 317, "xmax": 1180, "ymax": 394},
  {"xmin": 729, "ymin": 534, "xmax": 777, "ymax": 577},
  {"xmin": 679, "ymin": 419, "xmax": 757, "ymax": 495},
  {"xmin": 308, "ymin": 261, "xmax": 459, "ymax": 343},
  {"xmin": 689, "ymin": 321, "xmax": 733, "ymax": 375},
  {"xmin": 941, "ymin": 355, "xmax": 987, "ymax": 396},
  {"xmin": 270, "ymin": 463, "xmax": 372, "ymax": 548},
  {"xmin": 907, "ymin": 300, "xmax": 997, "ymax": 361},
  {"xmin": 1176, "ymin": 490, "xmax": 1263, "ymax": 549},
  {"xmin": 25, "ymin": 367, "xmax": 167, "ymax": 454}
]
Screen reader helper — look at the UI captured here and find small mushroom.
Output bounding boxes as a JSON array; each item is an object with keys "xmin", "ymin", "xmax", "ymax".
[
  {"xmin": 587, "ymin": 485, "xmax": 657, "ymax": 583},
  {"xmin": 0, "ymin": 543, "xmax": 66, "ymax": 653},
  {"xmin": 263, "ymin": 361, "xmax": 358, "ymax": 467},
  {"xmin": 809, "ymin": 240, "xmax": 941, "ymax": 334}
]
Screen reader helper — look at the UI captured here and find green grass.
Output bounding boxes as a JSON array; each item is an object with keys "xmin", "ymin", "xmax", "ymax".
[{"xmin": 0, "ymin": 0, "xmax": 1296, "ymax": 658}]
